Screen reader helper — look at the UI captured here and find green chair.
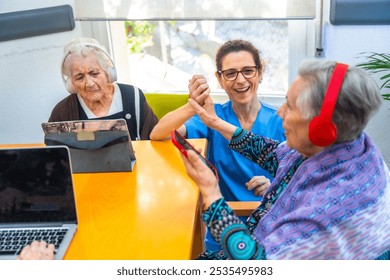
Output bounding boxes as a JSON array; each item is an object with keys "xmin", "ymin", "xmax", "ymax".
[{"xmin": 145, "ymin": 93, "xmax": 189, "ymax": 120}]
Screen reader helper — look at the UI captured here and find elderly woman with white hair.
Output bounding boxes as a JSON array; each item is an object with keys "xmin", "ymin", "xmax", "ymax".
[
  {"xmin": 48, "ymin": 37, "xmax": 158, "ymax": 140},
  {"xmin": 180, "ymin": 60, "xmax": 390, "ymax": 260}
]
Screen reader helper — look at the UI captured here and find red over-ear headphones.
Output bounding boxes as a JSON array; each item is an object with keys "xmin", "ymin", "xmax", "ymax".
[{"xmin": 308, "ymin": 63, "xmax": 348, "ymax": 147}]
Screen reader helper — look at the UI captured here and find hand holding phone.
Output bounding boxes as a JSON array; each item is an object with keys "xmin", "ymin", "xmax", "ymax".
[{"xmin": 171, "ymin": 130, "xmax": 219, "ymax": 180}]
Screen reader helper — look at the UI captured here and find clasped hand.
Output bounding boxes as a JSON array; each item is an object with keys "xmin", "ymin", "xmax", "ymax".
[{"xmin": 188, "ymin": 75, "xmax": 219, "ymax": 128}]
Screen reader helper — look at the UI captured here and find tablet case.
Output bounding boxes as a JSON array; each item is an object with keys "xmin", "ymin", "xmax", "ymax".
[{"xmin": 44, "ymin": 130, "xmax": 136, "ymax": 173}]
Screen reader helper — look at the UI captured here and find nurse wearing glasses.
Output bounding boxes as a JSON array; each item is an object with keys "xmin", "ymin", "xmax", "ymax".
[{"xmin": 150, "ymin": 39, "xmax": 285, "ymax": 251}]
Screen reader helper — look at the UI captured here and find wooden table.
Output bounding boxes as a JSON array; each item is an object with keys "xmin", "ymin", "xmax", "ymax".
[{"xmin": 1, "ymin": 139, "xmax": 206, "ymax": 260}]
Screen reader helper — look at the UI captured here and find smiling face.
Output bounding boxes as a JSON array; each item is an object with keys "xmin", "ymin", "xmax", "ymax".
[
  {"xmin": 67, "ymin": 53, "xmax": 113, "ymax": 106},
  {"xmin": 277, "ymin": 76, "xmax": 324, "ymax": 157},
  {"xmin": 216, "ymin": 51, "xmax": 261, "ymax": 105}
]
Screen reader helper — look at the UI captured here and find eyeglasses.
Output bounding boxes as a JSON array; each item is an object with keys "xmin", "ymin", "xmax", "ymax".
[{"xmin": 218, "ymin": 66, "xmax": 259, "ymax": 81}]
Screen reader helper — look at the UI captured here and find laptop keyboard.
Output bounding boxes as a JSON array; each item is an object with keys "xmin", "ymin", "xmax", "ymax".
[{"xmin": 0, "ymin": 228, "xmax": 68, "ymax": 256}]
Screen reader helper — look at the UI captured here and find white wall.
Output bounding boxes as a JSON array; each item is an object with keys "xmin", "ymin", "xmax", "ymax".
[
  {"xmin": 0, "ymin": 0, "xmax": 82, "ymax": 144},
  {"xmin": 319, "ymin": 0, "xmax": 390, "ymax": 165}
]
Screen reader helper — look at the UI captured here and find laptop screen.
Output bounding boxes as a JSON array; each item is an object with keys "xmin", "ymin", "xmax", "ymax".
[{"xmin": 0, "ymin": 147, "xmax": 77, "ymax": 224}]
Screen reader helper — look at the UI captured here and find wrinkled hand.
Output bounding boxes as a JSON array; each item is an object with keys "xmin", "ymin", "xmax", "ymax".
[
  {"xmin": 188, "ymin": 75, "xmax": 210, "ymax": 106},
  {"xmin": 188, "ymin": 75, "xmax": 222, "ymax": 130},
  {"xmin": 17, "ymin": 241, "xmax": 55, "ymax": 260},
  {"xmin": 179, "ymin": 150, "xmax": 222, "ymax": 208},
  {"xmin": 245, "ymin": 176, "xmax": 270, "ymax": 197},
  {"xmin": 188, "ymin": 95, "xmax": 219, "ymax": 129}
]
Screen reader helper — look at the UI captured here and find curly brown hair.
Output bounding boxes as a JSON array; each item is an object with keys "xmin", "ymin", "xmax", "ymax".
[{"xmin": 215, "ymin": 39, "xmax": 264, "ymax": 76}]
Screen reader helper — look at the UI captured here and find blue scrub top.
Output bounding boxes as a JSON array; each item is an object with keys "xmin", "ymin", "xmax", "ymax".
[{"xmin": 185, "ymin": 100, "xmax": 285, "ymax": 202}]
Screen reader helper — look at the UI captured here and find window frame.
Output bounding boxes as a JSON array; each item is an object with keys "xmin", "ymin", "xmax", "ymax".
[{"xmin": 81, "ymin": 19, "xmax": 314, "ymax": 108}]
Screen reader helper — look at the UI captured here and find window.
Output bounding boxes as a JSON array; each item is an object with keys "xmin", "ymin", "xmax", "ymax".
[
  {"xmin": 124, "ymin": 20, "xmax": 290, "ymax": 96},
  {"xmin": 76, "ymin": 0, "xmax": 315, "ymax": 104}
]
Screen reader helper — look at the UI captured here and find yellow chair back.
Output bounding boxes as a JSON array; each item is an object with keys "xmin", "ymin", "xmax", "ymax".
[{"xmin": 145, "ymin": 93, "xmax": 188, "ymax": 120}]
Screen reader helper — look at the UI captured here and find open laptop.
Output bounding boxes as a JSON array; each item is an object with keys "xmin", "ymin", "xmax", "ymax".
[
  {"xmin": 0, "ymin": 146, "xmax": 77, "ymax": 260},
  {"xmin": 41, "ymin": 119, "xmax": 136, "ymax": 173}
]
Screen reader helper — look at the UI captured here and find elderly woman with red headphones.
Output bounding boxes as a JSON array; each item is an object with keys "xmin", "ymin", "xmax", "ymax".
[
  {"xmin": 180, "ymin": 60, "xmax": 390, "ymax": 260},
  {"xmin": 48, "ymin": 38, "xmax": 158, "ymax": 140}
]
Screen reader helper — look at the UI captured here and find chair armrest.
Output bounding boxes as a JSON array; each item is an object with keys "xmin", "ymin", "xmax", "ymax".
[{"xmin": 226, "ymin": 201, "xmax": 261, "ymax": 216}]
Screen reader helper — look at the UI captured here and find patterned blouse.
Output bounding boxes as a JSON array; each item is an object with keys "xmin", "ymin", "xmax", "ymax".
[{"xmin": 199, "ymin": 128, "xmax": 390, "ymax": 260}]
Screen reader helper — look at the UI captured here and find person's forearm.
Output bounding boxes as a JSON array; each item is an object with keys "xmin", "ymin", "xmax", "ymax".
[
  {"xmin": 209, "ymin": 118, "xmax": 237, "ymax": 141},
  {"xmin": 229, "ymin": 129, "xmax": 280, "ymax": 177},
  {"xmin": 202, "ymin": 191, "xmax": 223, "ymax": 210},
  {"xmin": 150, "ymin": 103, "xmax": 195, "ymax": 140}
]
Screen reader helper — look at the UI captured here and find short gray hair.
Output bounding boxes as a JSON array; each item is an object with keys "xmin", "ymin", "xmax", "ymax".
[
  {"xmin": 61, "ymin": 38, "xmax": 113, "ymax": 80},
  {"xmin": 296, "ymin": 60, "xmax": 382, "ymax": 143}
]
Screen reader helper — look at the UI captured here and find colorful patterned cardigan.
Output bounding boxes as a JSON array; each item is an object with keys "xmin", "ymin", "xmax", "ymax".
[{"xmin": 200, "ymin": 129, "xmax": 390, "ymax": 260}]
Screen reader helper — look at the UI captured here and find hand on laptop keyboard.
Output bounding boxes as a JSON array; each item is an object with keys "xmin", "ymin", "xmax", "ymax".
[{"xmin": 17, "ymin": 241, "xmax": 55, "ymax": 260}]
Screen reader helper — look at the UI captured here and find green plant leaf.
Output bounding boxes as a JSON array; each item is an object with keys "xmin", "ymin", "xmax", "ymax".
[
  {"xmin": 124, "ymin": 21, "xmax": 156, "ymax": 54},
  {"xmin": 357, "ymin": 51, "xmax": 390, "ymax": 101}
]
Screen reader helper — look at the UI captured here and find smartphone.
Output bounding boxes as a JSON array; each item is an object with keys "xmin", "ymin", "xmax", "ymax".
[{"xmin": 171, "ymin": 130, "xmax": 219, "ymax": 180}]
